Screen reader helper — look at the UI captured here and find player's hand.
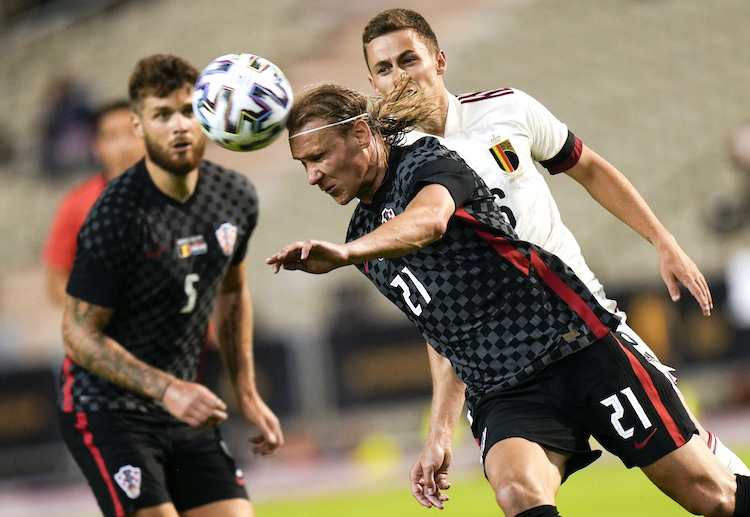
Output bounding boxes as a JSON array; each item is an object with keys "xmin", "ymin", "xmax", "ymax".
[
  {"xmin": 240, "ymin": 393, "xmax": 284, "ymax": 456},
  {"xmin": 409, "ymin": 441, "xmax": 452, "ymax": 509},
  {"xmin": 657, "ymin": 236, "xmax": 713, "ymax": 316},
  {"xmin": 161, "ymin": 379, "xmax": 228, "ymax": 427},
  {"xmin": 266, "ymin": 239, "xmax": 348, "ymax": 274}
]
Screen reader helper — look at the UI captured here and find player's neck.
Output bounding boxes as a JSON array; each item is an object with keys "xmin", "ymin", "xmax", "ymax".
[
  {"xmin": 145, "ymin": 159, "xmax": 199, "ymax": 202},
  {"xmin": 421, "ymin": 89, "xmax": 449, "ymax": 137}
]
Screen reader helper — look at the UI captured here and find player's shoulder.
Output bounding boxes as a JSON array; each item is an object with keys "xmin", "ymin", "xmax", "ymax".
[
  {"xmin": 453, "ymin": 87, "xmax": 542, "ymax": 116},
  {"xmin": 455, "ymin": 87, "xmax": 517, "ymax": 106},
  {"xmin": 396, "ymin": 135, "xmax": 455, "ymax": 167},
  {"xmin": 200, "ymin": 160, "xmax": 257, "ymax": 198},
  {"xmin": 89, "ymin": 163, "xmax": 142, "ymax": 214}
]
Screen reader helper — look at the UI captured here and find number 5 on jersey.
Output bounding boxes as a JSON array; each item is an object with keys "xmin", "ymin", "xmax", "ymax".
[{"xmin": 181, "ymin": 273, "xmax": 199, "ymax": 313}]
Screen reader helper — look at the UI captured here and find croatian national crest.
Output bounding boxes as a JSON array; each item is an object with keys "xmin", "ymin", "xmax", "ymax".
[
  {"xmin": 114, "ymin": 464, "xmax": 142, "ymax": 499},
  {"xmin": 215, "ymin": 222, "xmax": 238, "ymax": 256},
  {"xmin": 381, "ymin": 207, "xmax": 396, "ymax": 225}
]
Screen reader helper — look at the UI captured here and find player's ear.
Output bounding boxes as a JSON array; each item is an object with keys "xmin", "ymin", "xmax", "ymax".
[
  {"xmin": 132, "ymin": 114, "xmax": 144, "ymax": 138},
  {"xmin": 367, "ymin": 75, "xmax": 382, "ymax": 96},
  {"xmin": 436, "ymin": 50, "xmax": 447, "ymax": 77},
  {"xmin": 352, "ymin": 119, "xmax": 371, "ymax": 147}
]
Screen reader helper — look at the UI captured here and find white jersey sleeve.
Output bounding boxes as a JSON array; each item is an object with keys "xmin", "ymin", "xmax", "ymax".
[{"xmin": 512, "ymin": 89, "xmax": 570, "ymax": 163}]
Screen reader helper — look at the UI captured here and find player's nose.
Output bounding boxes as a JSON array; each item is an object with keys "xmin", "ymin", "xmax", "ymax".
[{"xmin": 305, "ymin": 165, "xmax": 322, "ymax": 185}]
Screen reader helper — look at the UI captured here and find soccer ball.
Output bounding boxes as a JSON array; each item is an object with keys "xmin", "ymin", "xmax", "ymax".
[{"xmin": 192, "ymin": 53, "xmax": 293, "ymax": 152}]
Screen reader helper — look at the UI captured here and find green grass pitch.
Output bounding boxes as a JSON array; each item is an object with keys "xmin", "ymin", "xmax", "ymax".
[{"xmin": 254, "ymin": 448, "xmax": 750, "ymax": 516}]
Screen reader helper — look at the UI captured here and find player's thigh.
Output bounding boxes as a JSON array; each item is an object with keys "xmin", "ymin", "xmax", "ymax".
[
  {"xmin": 573, "ymin": 332, "xmax": 697, "ymax": 468},
  {"xmin": 167, "ymin": 425, "xmax": 249, "ymax": 513},
  {"xmin": 181, "ymin": 498, "xmax": 253, "ymax": 517},
  {"xmin": 132, "ymin": 502, "xmax": 179, "ymax": 517},
  {"xmin": 616, "ymin": 322, "xmax": 710, "ymax": 439},
  {"xmin": 59, "ymin": 410, "xmax": 172, "ymax": 517},
  {"xmin": 641, "ymin": 434, "xmax": 735, "ymax": 516}
]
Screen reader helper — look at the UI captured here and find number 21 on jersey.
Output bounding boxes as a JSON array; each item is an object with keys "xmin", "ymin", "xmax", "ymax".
[{"xmin": 390, "ymin": 266, "xmax": 431, "ymax": 316}]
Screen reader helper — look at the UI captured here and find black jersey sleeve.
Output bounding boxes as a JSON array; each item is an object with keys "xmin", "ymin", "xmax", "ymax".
[
  {"xmin": 228, "ymin": 174, "xmax": 259, "ymax": 265},
  {"xmin": 66, "ymin": 194, "xmax": 128, "ymax": 308},
  {"xmin": 408, "ymin": 139, "xmax": 476, "ymax": 209},
  {"xmin": 66, "ymin": 250, "xmax": 121, "ymax": 308}
]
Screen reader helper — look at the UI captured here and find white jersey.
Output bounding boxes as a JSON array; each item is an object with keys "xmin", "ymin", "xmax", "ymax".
[{"xmin": 405, "ymin": 88, "xmax": 616, "ymax": 314}]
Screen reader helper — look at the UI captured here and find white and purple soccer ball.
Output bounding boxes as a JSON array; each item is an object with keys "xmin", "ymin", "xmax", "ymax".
[{"xmin": 192, "ymin": 53, "xmax": 293, "ymax": 152}]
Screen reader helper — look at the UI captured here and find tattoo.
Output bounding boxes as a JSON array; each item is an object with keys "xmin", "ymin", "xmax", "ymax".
[
  {"xmin": 218, "ymin": 297, "xmax": 241, "ymax": 381},
  {"xmin": 63, "ymin": 297, "xmax": 171, "ymax": 399}
]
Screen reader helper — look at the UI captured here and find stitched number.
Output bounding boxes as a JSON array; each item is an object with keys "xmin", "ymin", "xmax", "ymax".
[
  {"xmin": 600, "ymin": 387, "xmax": 653, "ymax": 439},
  {"xmin": 390, "ymin": 266, "xmax": 431, "ymax": 316},
  {"xmin": 490, "ymin": 188, "xmax": 517, "ymax": 228},
  {"xmin": 181, "ymin": 274, "xmax": 199, "ymax": 313}
]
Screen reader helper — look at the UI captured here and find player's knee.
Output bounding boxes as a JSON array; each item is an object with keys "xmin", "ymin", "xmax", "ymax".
[
  {"xmin": 491, "ymin": 477, "xmax": 548, "ymax": 515},
  {"xmin": 680, "ymin": 480, "xmax": 735, "ymax": 517}
]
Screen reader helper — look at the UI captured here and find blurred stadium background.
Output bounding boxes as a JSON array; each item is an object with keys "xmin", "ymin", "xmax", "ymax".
[{"xmin": 0, "ymin": 0, "xmax": 749, "ymax": 515}]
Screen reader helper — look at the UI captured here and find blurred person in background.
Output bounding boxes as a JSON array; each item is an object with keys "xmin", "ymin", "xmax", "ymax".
[
  {"xmin": 361, "ymin": 8, "xmax": 750, "ymax": 488},
  {"xmin": 706, "ymin": 121, "xmax": 750, "ymax": 235},
  {"xmin": 269, "ymin": 80, "xmax": 750, "ymax": 517},
  {"xmin": 58, "ymin": 54, "xmax": 282, "ymax": 517},
  {"xmin": 40, "ymin": 76, "xmax": 97, "ymax": 179},
  {"xmin": 42, "ymin": 100, "xmax": 145, "ymax": 307}
]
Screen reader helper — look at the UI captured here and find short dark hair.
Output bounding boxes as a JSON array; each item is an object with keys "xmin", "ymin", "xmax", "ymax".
[
  {"xmin": 362, "ymin": 9, "xmax": 440, "ymax": 68},
  {"xmin": 93, "ymin": 100, "xmax": 132, "ymax": 132},
  {"xmin": 128, "ymin": 54, "xmax": 199, "ymax": 113}
]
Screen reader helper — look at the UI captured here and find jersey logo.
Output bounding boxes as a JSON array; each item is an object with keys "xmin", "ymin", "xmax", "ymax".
[
  {"xmin": 114, "ymin": 464, "xmax": 142, "ymax": 499},
  {"xmin": 634, "ymin": 428, "xmax": 658, "ymax": 450},
  {"xmin": 215, "ymin": 222, "xmax": 238, "ymax": 256},
  {"xmin": 381, "ymin": 207, "xmax": 396, "ymax": 224},
  {"xmin": 176, "ymin": 235, "xmax": 207, "ymax": 258},
  {"xmin": 489, "ymin": 139, "xmax": 519, "ymax": 173}
]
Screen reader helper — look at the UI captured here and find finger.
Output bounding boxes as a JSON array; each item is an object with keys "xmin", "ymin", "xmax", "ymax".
[
  {"xmin": 300, "ymin": 241, "xmax": 313, "ymax": 261},
  {"xmin": 683, "ymin": 275, "xmax": 712, "ymax": 316},
  {"xmin": 411, "ymin": 481, "xmax": 433, "ymax": 508},
  {"xmin": 665, "ymin": 276, "xmax": 681, "ymax": 303},
  {"xmin": 436, "ymin": 472, "xmax": 451, "ymax": 490}
]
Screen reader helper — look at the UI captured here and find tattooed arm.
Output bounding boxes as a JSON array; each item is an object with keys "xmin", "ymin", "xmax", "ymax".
[
  {"xmin": 214, "ymin": 261, "xmax": 283, "ymax": 455},
  {"xmin": 62, "ymin": 296, "xmax": 228, "ymax": 427}
]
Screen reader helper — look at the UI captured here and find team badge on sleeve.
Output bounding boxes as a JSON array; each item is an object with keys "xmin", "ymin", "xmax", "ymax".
[
  {"xmin": 489, "ymin": 139, "xmax": 519, "ymax": 173},
  {"xmin": 381, "ymin": 207, "xmax": 396, "ymax": 224},
  {"xmin": 114, "ymin": 464, "xmax": 142, "ymax": 499},
  {"xmin": 215, "ymin": 222, "xmax": 238, "ymax": 256}
]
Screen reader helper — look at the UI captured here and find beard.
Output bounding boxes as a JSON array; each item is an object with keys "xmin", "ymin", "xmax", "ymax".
[{"xmin": 144, "ymin": 135, "xmax": 206, "ymax": 176}]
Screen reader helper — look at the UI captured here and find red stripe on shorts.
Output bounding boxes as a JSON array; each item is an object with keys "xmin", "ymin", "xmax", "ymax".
[
  {"xmin": 613, "ymin": 334, "xmax": 686, "ymax": 448},
  {"xmin": 75, "ymin": 412, "xmax": 125, "ymax": 517}
]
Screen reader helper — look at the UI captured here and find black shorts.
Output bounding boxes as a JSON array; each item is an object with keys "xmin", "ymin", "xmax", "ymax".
[
  {"xmin": 471, "ymin": 331, "xmax": 698, "ymax": 481},
  {"xmin": 59, "ymin": 410, "xmax": 248, "ymax": 517}
]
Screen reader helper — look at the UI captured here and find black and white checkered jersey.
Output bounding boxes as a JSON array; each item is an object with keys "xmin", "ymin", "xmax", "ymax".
[
  {"xmin": 60, "ymin": 159, "xmax": 258, "ymax": 414},
  {"xmin": 346, "ymin": 137, "xmax": 619, "ymax": 412}
]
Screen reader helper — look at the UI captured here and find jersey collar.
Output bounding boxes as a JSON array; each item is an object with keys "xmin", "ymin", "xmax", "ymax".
[{"xmin": 443, "ymin": 90, "xmax": 462, "ymax": 138}]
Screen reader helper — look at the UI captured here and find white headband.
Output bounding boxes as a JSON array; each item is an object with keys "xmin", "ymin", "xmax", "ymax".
[{"xmin": 288, "ymin": 113, "xmax": 369, "ymax": 139}]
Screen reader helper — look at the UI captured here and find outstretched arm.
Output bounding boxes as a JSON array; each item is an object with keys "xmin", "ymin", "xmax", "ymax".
[
  {"xmin": 565, "ymin": 144, "xmax": 712, "ymax": 316},
  {"xmin": 62, "ymin": 296, "xmax": 228, "ymax": 427},
  {"xmin": 410, "ymin": 344, "xmax": 466, "ymax": 509},
  {"xmin": 214, "ymin": 261, "xmax": 284, "ymax": 456},
  {"xmin": 267, "ymin": 183, "xmax": 456, "ymax": 274}
]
